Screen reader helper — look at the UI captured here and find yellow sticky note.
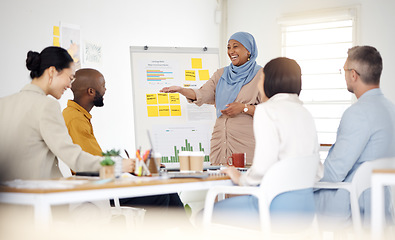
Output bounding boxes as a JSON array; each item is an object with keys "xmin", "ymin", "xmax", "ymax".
[
  {"xmin": 169, "ymin": 93, "xmax": 180, "ymax": 104},
  {"xmin": 185, "ymin": 70, "xmax": 196, "ymax": 81},
  {"xmin": 53, "ymin": 37, "xmax": 60, "ymax": 47},
  {"xmin": 53, "ymin": 26, "xmax": 60, "ymax": 36},
  {"xmin": 198, "ymin": 70, "xmax": 210, "ymax": 80},
  {"xmin": 157, "ymin": 93, "xmax": 169, "ymax": 104},
  {"xmin": 191, "ymin": 58, "xmax": 202, "ymax": 69},
  {"xmin": 147, "ymin": 106, "xmax": 158, "ymax": 117},
  {"xmin": 159, "ymin": 106, "xmax": 170, "ymax": 116},
  {"xmin": 146, "ymin": 94, "xmax": 157, "ymax": 105},
  {"xmin": 170, "ymin": 105, "xmax": 181, "ymax": 116}
]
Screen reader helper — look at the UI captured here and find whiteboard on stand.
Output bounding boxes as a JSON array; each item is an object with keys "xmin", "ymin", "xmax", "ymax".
[{"xmin": 130, "ymin": 46, "xmax": 219, "ymax": 166}]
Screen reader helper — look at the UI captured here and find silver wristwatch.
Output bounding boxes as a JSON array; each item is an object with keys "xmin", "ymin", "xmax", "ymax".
[{"xmin": 243, "ymin": 104, "xmax": 248, "ymax": 113}]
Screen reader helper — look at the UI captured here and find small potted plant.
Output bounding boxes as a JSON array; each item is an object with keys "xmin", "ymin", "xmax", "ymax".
[{"xmin": 100, "ymin": 149, "xmax": 122, "ymax": 179}]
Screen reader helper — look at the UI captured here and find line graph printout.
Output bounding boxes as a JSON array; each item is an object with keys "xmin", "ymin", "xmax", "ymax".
[{"xmin": 152, "ymin": 124, "xmax": 211, "ymax": 164}]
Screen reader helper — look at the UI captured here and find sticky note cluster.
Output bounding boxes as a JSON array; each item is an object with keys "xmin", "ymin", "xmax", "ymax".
[
  {"xmin": 185, "ymin": 58, "xmax": 210, "ymax": 81},
  {"xmin": 146, "ymin": 93, "xmax": 181, "ymax": 117}
]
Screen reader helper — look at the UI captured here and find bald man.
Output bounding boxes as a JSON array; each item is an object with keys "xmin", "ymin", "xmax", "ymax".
[
  {"xmin": 63, "ymin": 68, "xmax": 106, "ymax": 156},
  {"xmin": 62, "ymin": 68, "xmax": 187, "ymax": 216}
]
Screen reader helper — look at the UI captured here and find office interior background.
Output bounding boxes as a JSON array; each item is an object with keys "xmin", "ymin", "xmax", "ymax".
[{"xmin": 1, "ymin": 0, "xmax": 394, "ymax": 154}]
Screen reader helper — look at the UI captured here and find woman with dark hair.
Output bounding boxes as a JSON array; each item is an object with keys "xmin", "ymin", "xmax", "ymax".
[
  {"xmin": 210, "ymin": 57, "xmax": 323, "ymax": 230},
  {"xmin": 0, "ymin": 46, "xmax": 133, "ymax": 181},
  {"xmin": 161, "ymin": 32, "xmax": 263, "ymax": 165}
]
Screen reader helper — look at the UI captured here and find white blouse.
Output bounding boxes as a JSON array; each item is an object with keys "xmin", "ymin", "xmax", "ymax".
[{"xmin": 239, "ymin": 93, "xmax": 323, "ymax": 186}]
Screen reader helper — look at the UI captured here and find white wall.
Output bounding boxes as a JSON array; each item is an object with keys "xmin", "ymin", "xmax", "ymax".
[
  {"xmin": 1, "ymin": 0, "xmax": 394, "ymax": 155},
  {"xmin": 0, "ymin": 0, "xmax": 220, "ymax": 154},
  {"xmin": 227, "ymin": 0, "xmax": 395, "ymax": 103}
]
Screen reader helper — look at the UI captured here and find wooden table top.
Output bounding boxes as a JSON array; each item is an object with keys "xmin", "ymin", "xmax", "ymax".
[
  {"xmin": 372, "ymin": 169, "xmax": 395, "ymax": 174},
  {"xmin": 0, "ymin": 175, "xmax": 231, "ymax": 194}
]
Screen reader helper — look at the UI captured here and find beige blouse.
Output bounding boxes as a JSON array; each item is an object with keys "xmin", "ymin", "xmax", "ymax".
[
  {"xmin": 189, "ymin": 67, "xmax": 263, "ymax": 165},
  {"xmin": 0, "ymin": 84, "xmax": 102, "ymax": 181}
]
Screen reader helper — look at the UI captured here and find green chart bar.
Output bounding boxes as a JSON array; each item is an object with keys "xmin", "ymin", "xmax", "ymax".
[
  {"xmin": 199, "ymin": 142, "xmax": 205, "ymax": 152},
  {"xmin": 163, "ymin": 140, "xmax": 210, "ymax": 163},
  {"xmin": 162, "ymin": 156, "xmax": 169, "ymax": 163}
]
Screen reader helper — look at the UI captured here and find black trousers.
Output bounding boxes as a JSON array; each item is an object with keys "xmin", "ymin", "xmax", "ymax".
[
  {"xmin": 110, "ymin": 193, "xmax": 190, "ymax": 226},
  {"xmin": 110, "ymin": 193, "xmax": 184, "ymax": 208}
]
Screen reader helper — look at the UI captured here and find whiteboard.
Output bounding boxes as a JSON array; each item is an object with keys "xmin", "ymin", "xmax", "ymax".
[{"xmin": 130, "ymin": 46, "xmax": 219, "ymax": 164}]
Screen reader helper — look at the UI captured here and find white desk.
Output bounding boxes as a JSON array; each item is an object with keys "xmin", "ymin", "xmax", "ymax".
[
  {"xmin": 371, "ymin": 169, "xmax": 395, "ymax": 239},
  {"xmin": 0, "ymin": 175, "xmax": 232, "ymax": 227}
]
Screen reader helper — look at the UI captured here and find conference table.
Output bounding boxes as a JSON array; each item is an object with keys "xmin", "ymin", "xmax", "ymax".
[
  {"xmin": 0, "ymin": 173, "xmax": 232, "ymax": 227},
  {"xmin": 371, "ymin": 169, "xmax": 395, "ymax": 239}
]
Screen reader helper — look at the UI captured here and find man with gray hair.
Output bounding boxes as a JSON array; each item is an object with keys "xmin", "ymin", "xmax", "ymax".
[{"xmin": 314, "ymin": 46, "xmax": 395, "ymax": 229}]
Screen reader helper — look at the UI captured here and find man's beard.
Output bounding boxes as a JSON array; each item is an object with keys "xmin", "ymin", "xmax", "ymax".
[{"xmin": 93, "ymin": 91, "xmax": 104, "ymax": 107}]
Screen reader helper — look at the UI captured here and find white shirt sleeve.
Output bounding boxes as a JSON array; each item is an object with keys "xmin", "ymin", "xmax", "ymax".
[{"xmin": 239, "ymin": 104, "xmax": 279, "ymax": 186}]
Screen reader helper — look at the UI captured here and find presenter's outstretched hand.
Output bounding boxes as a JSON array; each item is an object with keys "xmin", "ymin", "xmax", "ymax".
[
  {"xmin": 222, "ymin": 166, "xmax": 241, "ymax": 185},
  {"xmin": 221, "ymin": 102, "xmax": 244, "ymax": 117},
  {"xmin": 122, "ymin": 158, "xmax": 136, "ymax": 173},
  {"xmin": 160, "ymin": 86, "xmax": 182, "ymax": 93}
]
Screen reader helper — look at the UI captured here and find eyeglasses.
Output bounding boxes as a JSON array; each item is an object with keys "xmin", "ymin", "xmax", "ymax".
[{"xmin": 340, "ymin": 68, "xmax": 361, "ymax": 76}]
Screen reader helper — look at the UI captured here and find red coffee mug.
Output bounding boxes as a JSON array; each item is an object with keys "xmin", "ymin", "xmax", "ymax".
[{"xmin": 227, "ymin": 153, "xmax": 246, "ymax": 168}]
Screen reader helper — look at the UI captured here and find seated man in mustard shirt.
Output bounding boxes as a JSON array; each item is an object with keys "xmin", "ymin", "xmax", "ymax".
[
  {"xmin": 62, "ymin": 70, "xmax": 103, "ymax": 156},
  {"xmin": 63, "ymin": 68, "xmax": 185, "ymax": 212}
]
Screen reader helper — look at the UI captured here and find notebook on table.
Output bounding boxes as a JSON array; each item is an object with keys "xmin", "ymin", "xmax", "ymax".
[{"xmin": 163, "ymin": 172, "xmax": 210, "ymax": 179}]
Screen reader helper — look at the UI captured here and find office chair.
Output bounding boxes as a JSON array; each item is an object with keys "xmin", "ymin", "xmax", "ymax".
[
  {"xmin": 203, "ymin": 154, "xmax": 320, "ymax": 237},
  {"xmin": 314, "ymin": 157, "xmax": 395, "ymax": 236}
]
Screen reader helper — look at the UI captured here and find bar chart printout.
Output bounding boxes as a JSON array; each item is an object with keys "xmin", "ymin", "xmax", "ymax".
[
  {"xmin": 152, "ymin": 125, "xmax": 211, "ymax": 164},
  {"xmin": 146, "ymin": 70, "xmax": 174, "ymax": 82},
  {"xmin": 144, "ymin": 60, "xmax": 177, "ymax": 86}
]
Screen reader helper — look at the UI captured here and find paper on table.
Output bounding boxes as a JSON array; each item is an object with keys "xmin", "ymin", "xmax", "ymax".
[{"xmin": 3, "ymin": 179, "xmax": 88, "ymax": 189}]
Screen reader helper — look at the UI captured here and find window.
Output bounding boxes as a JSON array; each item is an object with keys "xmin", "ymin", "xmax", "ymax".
[{"xmin": 279, "ymin": 7, "xmax": 358, "ymax": 159}]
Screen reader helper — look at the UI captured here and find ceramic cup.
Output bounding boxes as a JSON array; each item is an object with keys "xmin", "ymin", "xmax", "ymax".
[{"xmin": 227, "ymin": 153, "xmax": 246, "ymax": 168}]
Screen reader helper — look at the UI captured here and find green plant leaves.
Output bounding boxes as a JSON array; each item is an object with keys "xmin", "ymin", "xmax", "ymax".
[
  {"xmin": 100, "ymin": 156, "xmax": 115, "ymax": 166},
  {"xmin": 102, "ymin": 149, "xmax": 120, "ymax": 157}
]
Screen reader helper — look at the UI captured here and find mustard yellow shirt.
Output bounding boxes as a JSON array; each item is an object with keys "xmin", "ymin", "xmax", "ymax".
[{"xmin": 62, "ymin": 100, "xmax": 103, "ymax": 156}]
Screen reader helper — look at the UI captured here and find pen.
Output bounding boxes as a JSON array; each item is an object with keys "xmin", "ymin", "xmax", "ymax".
[{"xmin": 124, "ymin": 149, "xmax": 130, "ymax": 158}]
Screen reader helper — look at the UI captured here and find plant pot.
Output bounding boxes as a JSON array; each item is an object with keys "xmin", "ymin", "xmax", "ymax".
[{"xmin": 100, "ymin": 165, "xmax": 115, "ymax": 179}]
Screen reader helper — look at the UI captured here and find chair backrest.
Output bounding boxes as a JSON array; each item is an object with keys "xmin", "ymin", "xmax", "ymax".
[
  {"xmin": 352, "ymin": 157, "xmax": 395, "ymax": 198},
  {"xmin": 258, "ymin": 154, "xmax": 320, "ymax": 206}
]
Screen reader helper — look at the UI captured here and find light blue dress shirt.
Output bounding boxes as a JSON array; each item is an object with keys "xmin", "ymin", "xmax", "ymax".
[{"xmin": 314, "ymin": 88, "xmax": 395, "ymax": 229}]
